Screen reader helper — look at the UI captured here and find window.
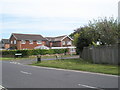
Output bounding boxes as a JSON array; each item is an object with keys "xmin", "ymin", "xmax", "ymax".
[
  {"xmin": 37, "ymin": 40, "xmax": 42, "ymax": 44},
  {"xmin": 14, "ymin": 40, "xmax": 16, "ymax": 44},
  {"xmin": 21, "ymin": 40, "xmax": 26, "ymax": 44},
  {"xmin": 67, "ymin": 41, "xmax": 72, "ymax": 45},
  {"xmin": 11, "ymin": 41, "xmax": 13, "ymax": 44},
  {"xmin": 29, "ymin": 40, "xmax": 33, "ymax": 44},
  {"xmin": 62, "ymin": 41, "xmax": 65, "ymax": 45}
]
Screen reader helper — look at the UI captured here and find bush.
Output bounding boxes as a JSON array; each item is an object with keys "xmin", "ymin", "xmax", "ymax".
[
  {"xmin": 16, "ymin": 50, "xmax": 30, "ymax": 57},
  {"xmin": 53, "ymin": 49, "xmax": 67, "ymax": 54},
  {"xmin": 2, "ymin": 50, "xmax": 16, "ymax": 57},
  {"xmin": 46, "ymin": 49, "xmax": 55, "ymax": 54},
  {"xmin": 2, "ymin": 49, "xmax": 68, "ymax": 57}
]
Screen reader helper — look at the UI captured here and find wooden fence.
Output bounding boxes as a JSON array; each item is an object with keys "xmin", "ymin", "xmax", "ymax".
[{"xmin": 81, "ymin": 44, "xmax": 119, "ymax": 65}]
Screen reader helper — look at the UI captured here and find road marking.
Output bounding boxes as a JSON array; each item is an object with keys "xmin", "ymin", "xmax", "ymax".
[
  {"xmin": 0, "ymin": 85, "xmax": 7, "ymax": 90},
  {"xmin": 10, "ymin": 62, "xmax": 21, "ymax": 65},
  {"xmin": 20, "ymin": 71, "xmax": 32, "ymax": 75},
  {"xmin": 78, "ymin": 84, "xmax": 104, "ymax": 90}
]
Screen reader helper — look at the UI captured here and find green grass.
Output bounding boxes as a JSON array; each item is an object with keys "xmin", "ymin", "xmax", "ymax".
[
  {"xmin": 0, "ymin": 57, "xmax": 15, "ymax": 60},
  {"xmin": 31, "ymin": 58, "xmax": 120, "ymax": 75},
  {"xmin": 0, "ymin": 57, "xmax": 33, "ymax": 60}
]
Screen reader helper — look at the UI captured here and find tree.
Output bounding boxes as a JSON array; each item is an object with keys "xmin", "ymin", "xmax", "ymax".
[
  {"xmin": 92, "ymin": 17, "xmax": 118, "ymax": 45},
  {"xmin": 70, "ymin": 17, "xmax": 118, "ymax": 54}
]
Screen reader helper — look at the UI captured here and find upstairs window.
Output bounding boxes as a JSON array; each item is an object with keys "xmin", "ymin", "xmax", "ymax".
[
  {"xmin": 29, "ymin": 40, "xmax": 33, "ymax": 44},
  {"xmin": 21, "ymin": 40, "xmax": 26, "ymax": 44},
  {"xmin": 37, "ymin": 40, "xmax": 42, "ymax": 44},
  {"xmin": 62, "ymin": 41, "xmax": 65, "ymax": 45},
  {"xmin": 11, "ymin": 41, "xmax": 13, "ymax": 44},
  {"xmin": 67, "ymin": 41, "xmax": 72, "ymax": 45},
  {"xmin": 14, "ymin": 40, "xmax": 16, "ymax": 44}
]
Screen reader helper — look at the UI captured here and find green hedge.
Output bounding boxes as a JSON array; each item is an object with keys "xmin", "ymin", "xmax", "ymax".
[{"xmin": 2, "ymin": 49, "xmax": 68, "ymax": 57}]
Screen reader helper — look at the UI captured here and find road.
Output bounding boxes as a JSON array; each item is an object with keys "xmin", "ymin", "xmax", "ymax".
[{"xmin": 1, "ymin": 61, "xmax": 119, "ymax": 89}]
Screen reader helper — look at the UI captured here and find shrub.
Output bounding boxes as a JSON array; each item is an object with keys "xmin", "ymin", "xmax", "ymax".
[
  {"xmin": 2, "ymin": 50, "xmax": 16, "ymax": 57},
  {"xmin": 16, "ymin": 50, "xmax": 30, "ymax": 57},
  {"xmin": 1, "ymin": 49, "xmax": 68, "ymax": 57}
]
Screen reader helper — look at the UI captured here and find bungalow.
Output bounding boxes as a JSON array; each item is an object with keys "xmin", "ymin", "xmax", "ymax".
[{"xmin": 9, "ymin": 33, "xmax": 48, "ymax": 50}]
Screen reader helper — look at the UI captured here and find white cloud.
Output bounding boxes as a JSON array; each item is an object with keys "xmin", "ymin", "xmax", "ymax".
[
  {"xmin": 1, "ymin": 0, "xmax": 119, "ymax": 18},
  {"xmin": 0, "ymin": 0, "xmax": 119, "ymax": 38}
]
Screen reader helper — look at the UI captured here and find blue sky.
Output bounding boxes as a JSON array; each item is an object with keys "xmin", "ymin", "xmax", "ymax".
[{"xmin": 0, "ymin": 0, "xmax": 119, "ymax": 39}]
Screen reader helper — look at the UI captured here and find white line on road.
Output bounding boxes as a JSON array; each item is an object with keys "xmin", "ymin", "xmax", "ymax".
[
  {"xmin": 20, "ymin": 71, "xmax": 32, "ymax": 75},
  {"xmin": 0, "ymin": 85, "xmax": 7, "ymax": 90},
  {"xmin": 78, "ymin": 84, "xmax": 104, "ymax": 90},
  {"xmin": 10, "ymin": 62, "xmax": 21, "ymax": 65}
]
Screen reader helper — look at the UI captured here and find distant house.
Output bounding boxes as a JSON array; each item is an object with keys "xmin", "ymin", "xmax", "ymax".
[
  {"xmin": 46, "ymin": 35, "xmax": 73, "ymax": 47},
  {"xmin": 0, "ymin": 39, "xmax": 10, "ymax": 49},
  {"xmin": 9, "ymin": 33, "xmax": 48, "ymax": 50},
  {"xmin": 46, "ymin": 35, "xmax": 76, "ymax": 54},
  {"xmin": 4, "ymin": 33, "xmax": 76, "ymax": 54}
]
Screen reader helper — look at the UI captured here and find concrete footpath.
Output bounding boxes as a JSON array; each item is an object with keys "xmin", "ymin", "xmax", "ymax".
[{"xmin": 10, "ymin": 56, "xmax": 79, "ymax": 65}]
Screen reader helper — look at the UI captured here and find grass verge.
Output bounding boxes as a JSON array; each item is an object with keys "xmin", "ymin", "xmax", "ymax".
[
  {"xmin": 31, "ymin": 58, "xmax": 120, "ymax": 75},
  {"xmin": 0, "ymin": 57, "xmax": 33, "ymax": 61}
]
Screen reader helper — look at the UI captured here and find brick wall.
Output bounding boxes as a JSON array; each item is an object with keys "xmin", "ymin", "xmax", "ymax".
[
  {"xmin": 4, "ymin": 44, "xmax": 10, "ymax": 49},
  {"xmin": 20, "ymin": 40, "xmax": 46, "ymax": 49}
]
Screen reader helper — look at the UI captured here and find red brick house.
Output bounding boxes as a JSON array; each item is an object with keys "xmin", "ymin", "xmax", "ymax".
[
  {"xmin": 8, "ymin": 33, "xmax": 75, "ymax": 51},
  {"xmin": 46, "ymin": 35, "xmax": 73, "ymax": 47},
  {"xmin": 46, "ymin": 35, "xmax": 76, "ymax": 54},
  {"xmin": 9, "ymin": 33, "xmax": 48, "ymax": 50},
  {"xmin": 0, "ymin": 39, "xmax": 10, "ymax": 49}
]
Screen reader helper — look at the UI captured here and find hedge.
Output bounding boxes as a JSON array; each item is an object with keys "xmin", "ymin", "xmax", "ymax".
[{"xmin": 2, "ymin": 49, "xmax": 68, "ymax": 57}]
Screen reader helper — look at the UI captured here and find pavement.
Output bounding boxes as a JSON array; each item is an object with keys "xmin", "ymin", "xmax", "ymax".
[
  {"xmin": 9, "ymin": 55, "xmax": 79, "ymax": 65},
  {"xmin": 1, "ymin": 60, "xmax": 119, "ymax": 89}
]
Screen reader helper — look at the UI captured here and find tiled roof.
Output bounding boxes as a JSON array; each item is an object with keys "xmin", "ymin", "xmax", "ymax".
[
  {"xmin": 46, "ymin": 35, "xmax": 67, "ymax": 41},
  {"xmin": 12, "ymin": 33, "xmax": 47, "ymax": 41},
  {"xmin": 1, "ymin": 39, "xmax": 10, "ymax": 44}
]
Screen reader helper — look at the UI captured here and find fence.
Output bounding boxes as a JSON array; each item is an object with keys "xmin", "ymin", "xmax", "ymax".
[{"xmin": 81, "ymin": 44, "xmax": 119, "ymax": 65}]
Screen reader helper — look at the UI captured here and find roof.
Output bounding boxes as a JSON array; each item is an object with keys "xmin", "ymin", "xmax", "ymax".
[
  {"xmin": 11, "ymin": 33, "xmax": 47, "ymax": 41},
  {"xmin": 51, "ymin": 46, "xmax": 76, "ymax": 49},
  {"xmin": 34, "ymin": 45, "xmax": 49, "ymax": 49},
  {"xmin": 1, "ymin": 39, "xmax": 10, "ymax": 44},
  {"xmin": 46, "ymin": 35, "xmax": 68, "ymax": 41}
]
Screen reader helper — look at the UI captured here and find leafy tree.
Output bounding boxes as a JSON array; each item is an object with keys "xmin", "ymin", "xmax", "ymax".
[
  {"xmin": 70, "ymin": 17, "xmax": 118, "ymax": 54},
  {"xmin": 92, "ymin": 17, "xmax": 118, "ymax": 45}
]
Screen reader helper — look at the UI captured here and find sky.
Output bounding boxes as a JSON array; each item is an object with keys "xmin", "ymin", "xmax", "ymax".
[{"xmin": 0, "ymin": 0, "xmax": 119, "ymax": 39}]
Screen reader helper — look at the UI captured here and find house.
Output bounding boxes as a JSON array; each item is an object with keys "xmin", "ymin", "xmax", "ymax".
[
  {"xmin": 9, "ymin": 33, "xmax": 48, "ymax": 50},
  {"xmin": 46, "ymin": 35, "xmax": 76, "ymax": 54},
  {"xmin": 6, "ymin": 33, "xmax": 76, "ymax": 54},
  {"xmin": 0, "ymin": 39, "xmax": 10, "ymax": 49},
  {"xmin": 46, "ymin": 35, "xmax": 73, "ymax": 47}
]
